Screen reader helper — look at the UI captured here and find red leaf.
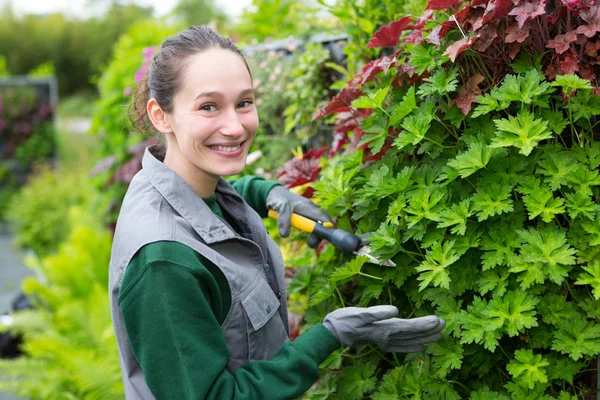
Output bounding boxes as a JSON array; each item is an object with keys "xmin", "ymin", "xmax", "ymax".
[
  {"xmin": 358, "ymin": 55, "xmax": 397, "ymax": 84},
  {"xmin": 546, "ymin": 30, "xmax": 578, "ymax": 54},
  {"xmin": 406, "ymin": 30, "xmax": 424, "ymax": 45},
  {"xmin": 505, "ymin": 22, "xmax": 530, "ymax": 43},
  {"xmin": 472, "ymin": 22, "xmax": 498, "ymax": 51},
  {"xmin": 575, "ymin": 24, "xmax": 600, "ymax": 38},
  {"xmin": 333, "ymin": 111, "xmax": 360, "ymax": 134},
  {"xmin": 330, "ymin": 131, "xmax": 350, "ymax": 156},
  {"xmin": 367, "ymin": 16, "xmax": 413, "ymax": 48},
  {"xmin": 585, "ymin": 40, "xmax": 600, "ymax": 57},
  {"xmin": 508, "ymin": 0, "xmax": 546, "ymax": 28},
  {"xmin": 580, "ymin": 5, "xmax": 600, "ymax": 24},
  {"xmin": 453, "ymin": 73, "xmax": 485, "ymax": 115},
  {"xmin": 426, "ymin": 0, "xmax": 458, "ymax": 10},
  {"xmin": 426, "ymin": 21, "xmax": 456, "ymax": 44},
  {"xmin": 408, "ymin": 10, "xmax": 434, "ymax": 29},
  {"xmin": 561, "ymin": 0, "xmax": 586, "ymax": 7},
  {"xmin": 472, "ymin": 0, "xmax": 514, "ymax": 30},
  {"xmin": 508, "ymin": 42, "xmax": 522, "ymax": 59},
  {"xmin": 443, "ymin": 36, "xmax": 478, "ymax": 62},
  {"xmin": 313, "ymin": 87, "xmax": 362, "ymax": 120},
  {"xmin": 560, "ymin": 52, "xmax": 580, "ymax": 74}
]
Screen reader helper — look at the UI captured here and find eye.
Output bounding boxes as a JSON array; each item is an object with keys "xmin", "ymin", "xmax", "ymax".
[
  {"xmin": 238, "ymin": 100, "xmax": 254, "ymax": 108},
  {"xmin": 200, "ymin": 104, "xmax": 217, "ymax": 112}
]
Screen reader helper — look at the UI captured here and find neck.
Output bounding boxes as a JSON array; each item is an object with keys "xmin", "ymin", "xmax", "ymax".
[{"xmin": 163, "ymin": 143, "xmax": 219, "ymax": 199}]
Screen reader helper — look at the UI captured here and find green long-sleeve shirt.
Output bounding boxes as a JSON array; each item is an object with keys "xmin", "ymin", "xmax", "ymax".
[{"xmin": 118, "ymin": 176, "xmax": 340, "ymax": 399}]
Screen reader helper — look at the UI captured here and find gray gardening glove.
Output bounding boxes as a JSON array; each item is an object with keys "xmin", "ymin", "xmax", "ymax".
[
  {"xmin": 266, "ymin": 185, "xmax": 332, "ymax": 248},
  {"xmin": 323, "ymin": 305, "xmax": 445, "ymax": 353}
]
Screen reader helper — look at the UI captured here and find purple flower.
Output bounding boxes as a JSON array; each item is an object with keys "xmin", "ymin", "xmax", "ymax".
[
  {"xmin": 142, "ymin": 47, "xmax": 155, "ymax": 62},
  {"xmin": 124, "ymin": 87, "xmax": 132, "ymax": 96}
]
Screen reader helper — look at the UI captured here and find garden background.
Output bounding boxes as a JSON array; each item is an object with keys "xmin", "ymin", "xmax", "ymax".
[{"xmin": 1, "ymin": 0, "xmax": 600, "ymax": 398}]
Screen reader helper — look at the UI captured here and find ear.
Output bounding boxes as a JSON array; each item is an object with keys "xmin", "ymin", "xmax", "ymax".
[{"xmin": 147, "ymin": 98, "xmax": 172, "ymax": 134}]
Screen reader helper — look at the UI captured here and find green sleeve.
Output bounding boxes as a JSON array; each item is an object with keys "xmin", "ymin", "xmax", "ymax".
[
  {"xmin": 228, "ymin": 176, "xmax": 281, "ymax": 217},
  {"xmin": 119, "ymin": 241, "xmax": 340, "ymax": 400}
]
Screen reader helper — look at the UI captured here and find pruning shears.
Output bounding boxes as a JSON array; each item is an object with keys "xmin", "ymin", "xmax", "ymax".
[{"xmin": 268, "ymin": 210, "xmax": 396, "ymax": 267}]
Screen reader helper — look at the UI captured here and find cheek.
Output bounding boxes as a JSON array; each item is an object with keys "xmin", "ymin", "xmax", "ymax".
[{"xmin": 241, "ymin": 111, "xmax": 259, "ymax": 136}]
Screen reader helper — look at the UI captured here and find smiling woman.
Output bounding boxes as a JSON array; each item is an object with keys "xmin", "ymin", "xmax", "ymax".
[{"xmin": 109, "ymin": 25, "xmax": 445, "ymax": 400}]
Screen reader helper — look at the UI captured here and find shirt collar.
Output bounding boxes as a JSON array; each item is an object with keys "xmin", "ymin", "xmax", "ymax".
[{"xmin": 141, "ymin": 144, "xmax": 236, "ymax": 243}]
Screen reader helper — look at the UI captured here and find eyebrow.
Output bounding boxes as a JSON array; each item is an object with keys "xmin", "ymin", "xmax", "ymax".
[{"xmin": 195, "ymin": 88, "xmax": 254, "ymax": 101}]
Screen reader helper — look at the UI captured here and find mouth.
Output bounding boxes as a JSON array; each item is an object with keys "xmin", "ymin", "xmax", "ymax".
[{"xmin": 207, "ymin": 140, "xmax": 247, "ymax": 156}]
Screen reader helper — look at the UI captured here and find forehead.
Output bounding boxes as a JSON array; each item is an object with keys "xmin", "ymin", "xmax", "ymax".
[{"xmin": 178, "ymin": 48, "xmax": 251, "ymax": 98}]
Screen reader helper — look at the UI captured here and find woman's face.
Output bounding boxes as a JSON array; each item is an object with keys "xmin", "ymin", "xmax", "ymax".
[{"xmin": 165, "ymin": 48, "xmax": 258, "ymax": 180}]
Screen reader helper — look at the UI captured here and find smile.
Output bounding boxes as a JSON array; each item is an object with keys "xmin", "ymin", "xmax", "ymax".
[{"xmin": 209, "ymin": 144, "xmax": 242, "ymax": 152}]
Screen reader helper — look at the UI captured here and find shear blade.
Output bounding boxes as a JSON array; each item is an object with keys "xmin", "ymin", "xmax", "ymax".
[{"xmin": 355, "ymin": 246, "xmax": 396, "ymax": 267}]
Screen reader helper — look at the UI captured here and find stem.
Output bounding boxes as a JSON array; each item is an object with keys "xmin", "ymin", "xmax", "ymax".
[
  {"xmin": 358, "ymin": 271, "xmax": 383, "ymax": 280},
  {"xmin": 448, "ymin": 380, "xmax": 470, "ymax": 393},
  {"xmin": 379, "ymin": 106, "xmax": 391, "ymax": 118},
  {"xmin": 435, "ymin": 117, "xmax": 458, "ymax": 140},
  {"xmin": 336, "ymin": 287, "xmax": 345, "ymax": 307},
  {"xmin": 452, "ymin": 15, "xmax": 467, "ymax": 38},
  {"xmin": 423, "ymin": 136, "xmax": 452, "ymax": 149}
]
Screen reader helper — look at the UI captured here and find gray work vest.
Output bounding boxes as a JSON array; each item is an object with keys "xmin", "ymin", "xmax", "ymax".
[{"xmin": 109, "ymin": 144, "xmax": 290, "ymax": 399}]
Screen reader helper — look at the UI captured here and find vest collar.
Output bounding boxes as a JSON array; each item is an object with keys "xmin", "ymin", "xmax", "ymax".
[{"xmin": 141, "ymin": 144, "xmax": 237, "ymax": 244}]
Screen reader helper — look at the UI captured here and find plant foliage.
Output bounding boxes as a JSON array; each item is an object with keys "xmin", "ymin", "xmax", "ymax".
[{"xmin": 290, "ymin": 0, "xmax": 600, "ymax": 397}]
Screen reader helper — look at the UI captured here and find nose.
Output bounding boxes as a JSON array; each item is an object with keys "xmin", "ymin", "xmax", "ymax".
[{"xmin": 219, "ymin": 108, "xmax": 245, "ymax": 137}]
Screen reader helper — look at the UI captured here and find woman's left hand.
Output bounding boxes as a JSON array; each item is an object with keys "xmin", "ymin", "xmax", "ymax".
[{"xmin": 266, "ymin": 186, "xmax": 332, "ymax": 248}]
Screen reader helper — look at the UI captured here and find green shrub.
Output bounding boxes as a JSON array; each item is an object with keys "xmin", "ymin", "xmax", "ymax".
[
  {"xmin": 288, "ymin": 1, "xmax": 600, "ymax": 398},
  {"xmin": 0, "ymin": 207, "xmax": 121, "ymax": 400},
  {"xmin": 7, "ymin": 166, "xmax": 94, "ymax": 257}
]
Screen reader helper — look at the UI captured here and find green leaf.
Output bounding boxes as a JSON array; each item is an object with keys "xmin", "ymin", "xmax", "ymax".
[
  {"xmin": 476, "ymin": 268, "xmax": 510, "ymax": 297},
  {"xmin": 581, "ymin": 213, "xmax": 600, "ymax": 246},
  {"xmin": 372, "ymin": 366, "xmax": 408, "ymax": 400},
  {"xmin": 491, "ymin": 111, "xmax": 552, "ymax": 156},
  {"xmin": 552, "ymin": 313, "xmax": 600, "ymax": 360},
  {"xmin": 393, "ymin": 110, "xmax": 434, "ymax": 150},
  {"xmin": 551, "ymin": 74, "xmax": 593, "ymax": 92},
  {"xmin": 566, "ymin": 165, "xmax": 600, "ymax": 196},
  {"xmin": 506, "ymin": 349, "xmax": 549, "ymax": 389},
  {"xmin": 409, "ymin": 44, "xmax": 447, "ymax": 74},
  {"xmin": 521, "ymin": 185, "xmax": 565, "ymax": 223},
  {"xmin": 310, "ymin": 280, "xmax": 336, "ymax": 306},
  {"xmin": 386, "ymin": 194, "xmax": 406, "ymax": 225},
  {"xmin": 480, "ymin": 222, "xmax": 523, "ymax": 269},
  {"xmin": 473, "ymin": 90, "xmax": 507, "ymax": 118},
  {"xmin": 565, "ymin": 189, "xmax": 600, "ymax": 220},
  {"xmin": 536, "ymin": 149, "xmax": 578, "ymax": 190},
  {"xmin": 459, "ymin": 297, "xmax": 502, "ymax": 351},
  {"xmin": 471, "ymin": 183, "xmax": 514, "ymax": 221},
  {"xmin": 416, "ymin": 240, "xmax": 460, "ymax": 291},
  {"xmin": 572, "ymin": 141, "xmax": 600, "ymax": 169},
  {"xmin": 575, "ymin": 260, "xmax": 600, "ymax": 300},
  {"xmin": 547, "ymin": 355, "xmax": 585, "ymax": 384},
  {"xmin": 436, "ymin": 199, "xmax": 472, "ymax": 235},
  {"xmin": 435, "ymin": 297, "xmax": 463, "ymax": 338},
  {"xmin": 330, "ymin": 255, "xmax": 369, "ymax": 282},
  {"xmin": 427, "ymin": 337, "xmax": 463, "ymax": 377},
  {"xmin": 484, "ymin": 291, "xmax": 539, "ymax": 337},
  {"xmin": 447, "ymin": 141, "xmax": 497, "ymax": 178},
  {"xmin": 417, "ymin": 67, "xmax": 458, "ymax": 97},
  {"xmin": 537, "ymin": 294, "xmax": 578, "ymax": 326},
  {"xmin": 354, "ymin": 165, "xmax": 414, "ymax": 204},
  {"xmin": 337, "ymin": 361, "xmax": 377, "ymax": 400},
  {"xmin": 389, "ymin": 86, "xmax": 417, "ymax": 127},
  {"xmin": 495, "ymin": 70, "xmax": 553, "ymax": 105},
  {"xmin": 516, "ymin": 226, "xmax": 577, "ymax": 268},
  {"xmin": 357, "ymin": 17, "xmax": 375, "ymax": 34},
  {"xmin": 470, "ymin": 387, "xmax": 509, "ymax": 400},
  {"xmin": 405, "ymin": 189, "xmax": 446, "ymax": 228},
  {"xmin": 351, "ymin": 86, "xmax": 390, "ymax": 109},
  {"xmin": 569, "ymin": 89, "xmax": 600, "ymax": 121}
]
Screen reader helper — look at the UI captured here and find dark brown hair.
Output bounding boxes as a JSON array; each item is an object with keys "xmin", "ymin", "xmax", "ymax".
[{"xmin": 130, "ymin": 25, "xmax": 251, "ymax": 133}]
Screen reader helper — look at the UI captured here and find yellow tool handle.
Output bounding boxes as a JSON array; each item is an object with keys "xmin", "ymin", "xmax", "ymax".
[{"xmin": 268, "ymin": 209, "xmax": 334, "ymax": 233}]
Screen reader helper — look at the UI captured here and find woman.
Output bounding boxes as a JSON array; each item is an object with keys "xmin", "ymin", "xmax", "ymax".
[{"xmin": 109, "ymin": 25, "xmax": 445, "ymax": 400}]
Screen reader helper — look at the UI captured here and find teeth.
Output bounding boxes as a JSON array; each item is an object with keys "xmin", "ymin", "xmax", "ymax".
[{"xmin": 211, "ymin": 144, "xmax": 241, "ymax": 152}]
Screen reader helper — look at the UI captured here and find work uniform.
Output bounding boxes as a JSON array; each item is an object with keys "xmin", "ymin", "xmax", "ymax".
[{"xmin": 109, "ymin": 144, "xmax": 340, "ymax": 399}]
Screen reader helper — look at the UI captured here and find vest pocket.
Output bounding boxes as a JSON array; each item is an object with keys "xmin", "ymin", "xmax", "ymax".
[{"xmin": 241, "ymin": 278, "xmax": 288, "ymax": 361}]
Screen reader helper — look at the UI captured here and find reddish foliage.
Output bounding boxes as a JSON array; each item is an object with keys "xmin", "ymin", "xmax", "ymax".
[
  {"xmin": 560, "ymin": 51, "xmax": 580, "ymax": 74},
  {"xmin": 367, "ymin": 16, "xmax": 413, "ymax": 48},
  {"xmin": 358, "ymin": 55, "xmax": 398, "ymax": 85},
  {"xmin": 505, "ymin": 22, "xmax": 530, "ymax": 44},
  {"xmin": 313, "ymin": 88, "xmax": 362, "ymax": 120},
  {"xmin": 546, "ymin": 31, "xmax": 578, "ymax": 54},
  {"xmin": 508, "ymin": 0, "xmax": 547, "ymax": 28},
  {"xmin": 426, "ymin": 0, "xmax": 459, "ymax": 10},
  {"xmin": 453, "ymin": 74, "xmax": 486, "ymax": 115},
  {"xmin": 444, "ymin": 36, "xmax": 479, "ymax": 62},
  {"xmin": 275, "ymin": 147, "xmax": 329, "ymax": 189}
]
